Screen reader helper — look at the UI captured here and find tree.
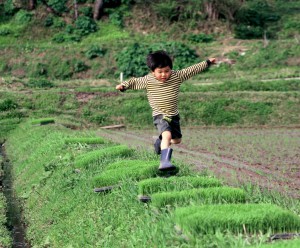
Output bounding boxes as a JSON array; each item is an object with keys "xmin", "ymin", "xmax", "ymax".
[
  {"xmin": 93, "ymin": 0, "xmax": 104, "ymax": 20},
  {"xmin": 28, "ymin": 0, "xmax": 37, "ymax": 10}
]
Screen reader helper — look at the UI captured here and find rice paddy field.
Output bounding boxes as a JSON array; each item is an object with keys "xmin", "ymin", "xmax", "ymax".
[{"xmin": 1, "ymin": 120, "xmax": 300, "ymax": 247}]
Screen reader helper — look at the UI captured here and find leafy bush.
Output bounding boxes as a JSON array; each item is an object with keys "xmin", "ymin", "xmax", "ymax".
[
  {"xmin": 79, "ymin": 6, "xmax": 93, "ymax": 17},
  {"xmin": 0, "ymin": 28, "xmax": 11, "ymax": 36},
  {"xmin": 234, "ymin": 0, "xmax": 280, "ymax": 39},
  {"xmin": 0, "ymin": 99, "xmax": 18, "ymax": 111},
  {"xmin": 30, "ymin": 63, "xmax": 48, "ymax": 78},
  {"xmin": 234, "ymin": 24, "xmax": 264, "ymax": 39},
  {"xmin": 152, "ymin": 0, "xmax": 179, "ymax": 23},
  {"xmin": 14, "ymin": 10, "xmax": 33, "ymax": 24},
  {"xmin": 107, "ymin": 8, "xmax": 124, "ymax": 28},
  {"xmin": 75, "ymin": 16, "xmax": 98, "ymax": 36},
  {"xmin": 85, "ymin": 45, "xmax": 106, "ymax": 59},
  {"xmin": 48, "ymin": 0, "xmax": 68, "ymax": 14},
  {"xmin": 73, "ymin": 60, "xmax": 89, "ymax": 73},
  {"xmin": 116, "ymin": 42, "xmax": 199, "ymax": 78},
  {"xmin": 184, "ymin": 33, "xmax": 214, "ymax": 43},
  {"xmin": 4, "ymin": 0, "xmax": 18, "ymax": 15},
  {"xmin": 52, "ymin": 60, "xmax": 73, "ymax": 79},
  {"xmin": 25, "ymin": 79, "xmax": 54, "ymax": 88},
  {"xmin": 44, "ymin": 16, "xmax": 54, "ymax": 27}
]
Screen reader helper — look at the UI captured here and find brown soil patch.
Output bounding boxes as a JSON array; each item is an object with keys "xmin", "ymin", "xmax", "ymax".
[{"xmin": 97, "ymin": 128, "xmax": 300, "ymax": 199}]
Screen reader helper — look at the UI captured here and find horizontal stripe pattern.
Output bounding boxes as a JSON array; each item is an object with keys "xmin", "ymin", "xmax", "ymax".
[{"xmin": 122, "ymin": 61, "xmax": 208, "ymax": 116}]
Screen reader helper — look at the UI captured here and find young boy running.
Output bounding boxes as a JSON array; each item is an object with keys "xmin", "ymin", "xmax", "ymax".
[{"xmin": 116, "ymin": 50, "xmax": 216, "ymax": 171}]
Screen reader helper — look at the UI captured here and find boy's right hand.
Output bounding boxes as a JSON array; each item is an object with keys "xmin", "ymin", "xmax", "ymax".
[{"xmin": 116, "ymin": 84, "xmax": 126, "ymax": 92}]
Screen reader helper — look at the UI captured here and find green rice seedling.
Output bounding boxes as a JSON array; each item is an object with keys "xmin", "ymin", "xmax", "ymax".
[
  {"xmin": 93, "ymin": 160, "xmax": 159, "ymax": 187},
  {"xmin": 64, "ymin": 137, "xmax": 105, "ymax": 145},
  {"xmin": 31, "ymin": 118, "xmax": 55, "ymax": 125},
  {"xmin": 174, "ymin": 204, "xmax": 300, "ymax": 235},
  {"xmin": 151, "ymin": 187, "xmax": 246, "ymax": 208},
  {"xmin": 105, "ymin": 159, "xmax": 157, "ymax": 170},
  {"xmin": 138, "ymin": 176, "xmax": 222, "ymax": 195},
  {"xmin": 74, "ymin": 145, "xmax": 133, "ymax": 168}
]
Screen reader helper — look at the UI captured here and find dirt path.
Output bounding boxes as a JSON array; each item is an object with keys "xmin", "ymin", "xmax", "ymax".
[{"xmin": 97, "ymin": 128, "xmax": 300, "ymax": 199}]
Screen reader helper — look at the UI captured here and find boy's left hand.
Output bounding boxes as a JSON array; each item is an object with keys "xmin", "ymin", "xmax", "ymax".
[{"xmin": 209, "ymin": 58, "xmax": 216, "ymax": 64}]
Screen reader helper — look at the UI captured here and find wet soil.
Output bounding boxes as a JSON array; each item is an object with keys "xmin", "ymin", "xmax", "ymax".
[
  {"xmin": 97, "ymin": 128, "xmax": 300, "ymax": 199},
  {"xmin": 0, "ymin": 144, "xmax": 29, "ymax": 248}
]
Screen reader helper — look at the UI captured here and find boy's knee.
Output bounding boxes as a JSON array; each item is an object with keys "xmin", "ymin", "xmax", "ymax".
[{"xmin": 171, "ymin": 138, "xmax": 181, "ymax": 144}]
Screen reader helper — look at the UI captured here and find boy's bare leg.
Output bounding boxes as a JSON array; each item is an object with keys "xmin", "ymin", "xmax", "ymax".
[
  {"xmin": 161, "ymin": 131, "xmax": 172, "ymax": 150},
  {"xmin": 159, "ymin": 130, "xmax": 177, "ymax": 171},
  {"xmin": 161, "ymin": 131, "xmax": 182, "ymax": 149},
  {"xmin": 171, "ymin": 138, "xmax": 181, "ymax": 145}
]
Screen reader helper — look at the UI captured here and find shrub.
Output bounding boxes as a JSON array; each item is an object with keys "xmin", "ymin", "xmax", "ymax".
[
  {"xmin": 116, "ymin": 42, "xmax": 199, "ymax": 78},
  {"xmin": 48, "ymin": 0, "xmax": 68, "ymax": 14},
  {"xmin": 0, "ymin": 28, "xmax": 11, "ymax": 36},
  {"xmin": 4, "ymin": 0, "xmax": 18, "ymax": 15},
  {"xmin": 79, "ymin": 6, "xmax": 93, "ymax": 18},
  {"xmin": 0, "ymin": 99, "xmax": 18, "ymax": 111},
  {"xmin": 152, "ymin": 0, "xmax": 179, "ymax": 23},
  {"xmin": 85, "ymin": 45, "xmax": 106, "ymax": 59},
  {"xmin": 184, "ymin": 33, "xmax": 214, "ymax": 43},
  {"xmin": 73, "ymin": 60, "xmax": 89, "ymax": 73},
  {"xmin": 174, "ymin": 204, "xmax": 300, "ymax": 235},
  {"xmin": 14, "ymin": 10, "xmax": 33, "ymax": 24},
  {"xmin": 25, "ymin": 79, "xmax": 54, "ymax": 88},
  {"xmin": 30, "ymin": 63, "xmax": 48, "ymax": 78},
  {"xmin": 75, "ymin": 16, "xmax": 98, "ymax": 36},
  {"xmin": 138, "ymin": 176, "xmax": 222, "ymax": 195},
  {"xmin": 44, "ymin": 16, "xmax": 54, "ymax": 27},
  {"xmin": 52, "ymin": 60, "xmax": 73, "ymax": 79},
  {"xmin": 234, "ymin": 0, "xmax": 280, "ymax": 39}
]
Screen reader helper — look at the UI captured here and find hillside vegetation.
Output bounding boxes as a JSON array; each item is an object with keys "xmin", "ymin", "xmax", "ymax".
[{"xmin": 0, "ymin": 0, "xmax": 299, "ymax": 130}]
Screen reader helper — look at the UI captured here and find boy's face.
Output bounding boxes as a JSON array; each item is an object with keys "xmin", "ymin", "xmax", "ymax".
[{"xmin": 152, "ymin": 66, "xmax": 172, "ymax": 82}]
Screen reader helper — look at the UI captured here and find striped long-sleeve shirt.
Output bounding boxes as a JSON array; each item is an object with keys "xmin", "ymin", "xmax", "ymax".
[{"xmin": 121, "ymin": 60, "xmax": 209, "ymax": 117}]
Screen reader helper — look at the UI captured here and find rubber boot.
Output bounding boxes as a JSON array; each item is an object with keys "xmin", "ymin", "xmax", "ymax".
[
  {"xmin": 159, "ymin": 148, "xmax": 176, "ymax": 171},
  {"xmin": 154, "ymin": 138, "xmax": 161, "ymax": 155}
]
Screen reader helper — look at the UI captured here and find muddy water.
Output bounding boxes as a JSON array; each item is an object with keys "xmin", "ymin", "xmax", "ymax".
[{"xmin": 1, "ymin": 145, "xmax": 29, "ymax": 248}]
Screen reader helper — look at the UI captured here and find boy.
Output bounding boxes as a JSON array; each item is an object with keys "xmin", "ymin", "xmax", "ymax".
[{"xmin": 116, "ymin": 50, "xmax": 216, "ymax": 171}]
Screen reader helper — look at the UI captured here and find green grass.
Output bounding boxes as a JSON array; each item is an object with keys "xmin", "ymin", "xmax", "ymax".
[
  {"xmin": 138, "ymin": 176, "xmax": 222, "ymax": 195},
  {"xmin": 64, "ymin": 137, "xmax": 106, "ymax": 145},
  {"xmin": 254, "ymin": 238, "xmax": 300, "ymax": 248},
  {"xmin": 151, "ymin": 187, "xmax": 246, "ymax": 208},
  {"xmin": 174, "ymin": 203, "xmax": 300, "ymax": 235}
]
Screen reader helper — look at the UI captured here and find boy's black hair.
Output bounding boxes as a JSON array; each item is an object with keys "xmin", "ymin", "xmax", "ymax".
[{"xmin": 146, "ymin": 50, "xmax": 173, "ymax": 71}]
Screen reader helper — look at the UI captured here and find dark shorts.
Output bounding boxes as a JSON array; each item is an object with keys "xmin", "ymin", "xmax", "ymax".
[{"xmin": 153, "ymin": 114, "xmax": 182, "ymax": 140}]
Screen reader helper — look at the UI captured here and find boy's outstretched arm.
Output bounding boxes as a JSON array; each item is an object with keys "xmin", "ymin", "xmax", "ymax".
[
  {"xmin": 116, "ymin": 84, "xmax": 126, "ymax": 92},
  {"xmin": 207, "ymin": 58, "xmax": 217, "ymax": 65}
]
